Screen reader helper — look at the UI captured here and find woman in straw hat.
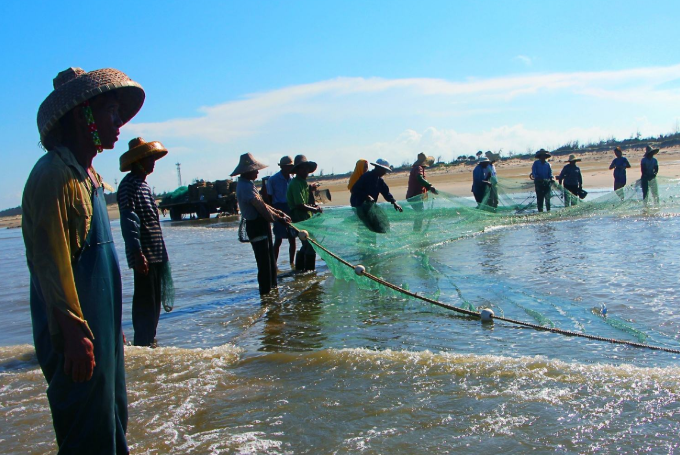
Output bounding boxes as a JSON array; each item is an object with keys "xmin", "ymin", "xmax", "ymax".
[
  {"xmin": 117, "ymin": 138, "xmax": 174, "ymax": 347},
  {"xmin": 23, "ymin": 67, "xmax": 145, "ymax": 453},
  {"xmin": 529, "ymin": 149, "xmax": 554, "ymax": 212},
  {"xmin": 406, "ymin": 153, "xmax": 438, "ymax": 230},
  {"xmin": 233, "ymin": 153, "xmax": 291, "ymax": 295},
  {"xmin": 641, "ymin": 145, "xmax": 660, "ymax": 204},
  {"xmin": 557, "ymin": 155, "xmax": 583, "ymax": 207}
]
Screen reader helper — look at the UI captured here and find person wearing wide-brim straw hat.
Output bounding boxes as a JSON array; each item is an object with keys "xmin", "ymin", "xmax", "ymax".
[
  {"xmin": 641, "ymin": 145, "xmax": 660, "ymax": 204},
  {"xmin": 529, "ymin": 148, "xmax": 554, "ymax": 212},
  {"xmin": 286, "ymin": 155, "xmax": 323, "ymax": 271},
  {"xmin": 609, "ymin": 146, "xmax": 631, "ymax": 192},
  {"xmin": 265, "ymin": 156, "xmax": 298, "ymax": 270},
  {"xmin": 117, "ymin": 138, "xmax": 174, "ymax": 348},
  {"xmin": 471, "ymin": 157, "xmax": 493, "ymax": 206},
  {"xmin": 557, "ymin": 154, "xmax": 584, "ymax": 207},
  {"xmin": 350, "ymin": 159, "xmax": 403, "ymax": 233},
  {"xmin": 234, "ymin": 153, "xmax": 291, "ymax": 295},
  {"xmin": 406, "ymin": 152, "xmax": 438, "ymax": 201},
  {"xmin": 22, "ymin": 67, "xmax": 145, "ymax": 454}
]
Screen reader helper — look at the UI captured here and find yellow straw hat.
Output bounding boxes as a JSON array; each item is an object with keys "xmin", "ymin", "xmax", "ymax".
[{"xmin": 119, "ymin": 137, "xmax": 168, "ymax": 172}]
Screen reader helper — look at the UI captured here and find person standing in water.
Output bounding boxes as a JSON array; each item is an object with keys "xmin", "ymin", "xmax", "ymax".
[
  {"xmin": 348, "ymin": 159, "xmax": 369, "ymax": 192},
  {"xmin": 530, "ymin": 149, "xmax": 554, "ymax": 212},
  {"xmin": 609, "ymin": 146, "xmax": 631, "ymax": 192},
  {"xmin": 471, "ymin": 157, "xmax": 492, "ymax": 206},
  {"xmin": 485, "ymin": 151, "xmax": 501, "ymax": 209},
  {"xmin": 23, "ymin": 66, "xmax": 145, "ymax": 454},
  {"xmin": 557, "ymin": 155, "xmax": 583, "ymax": 207},
  {"xmin": 640, "ymin": 145, "xmax": 660, "ymax": 204},
  {"xmin": 406, "ymin": 152, "xmax": 438, "ymax": 202},
  {"xmin": 266, "ymin": 156, "xmax": 297, "ymax": 270},
  {"xmin": 233, "ymin": 153, "xmax": 291, "ymax": 295},
  {"xmin": 117, "ymin": 137, "xmax": 173, "ymax": 347},
  {"xmin": 287, "ymin": 155, "xmax": 323, "ymax": 271}
]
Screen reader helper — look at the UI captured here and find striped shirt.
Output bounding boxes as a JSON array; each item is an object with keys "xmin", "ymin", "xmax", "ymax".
[{"xmin": 117, "ymin": 173, "xmax": 168, "ymax": 268}]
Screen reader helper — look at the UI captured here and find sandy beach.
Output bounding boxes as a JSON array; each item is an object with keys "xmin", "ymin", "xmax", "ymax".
[{"xmin": 3, "ymin": 145, "xmax": 678, "ymax": 230}]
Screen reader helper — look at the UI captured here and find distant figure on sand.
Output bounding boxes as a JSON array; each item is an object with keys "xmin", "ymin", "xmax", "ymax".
[
  {"xmin": 557, "ymin": 154, "xmax": 583, "ymax": 207},
  {"xmin": 118, "ymin": 137, "xmax": 174, "ymax": 347},
  {"xmin": 640, "ymin": 145, "xmax": 660, "ymax": 204},
  {"xmin": 530, "ymin": 149, "xmax": 554, "ymax": 212},
  {"xmin": 23, "ymin": 66, "xmax": 145, "ymax": 453},
  {"xmin": 471, "ymin": 157, "xmax": 492, "ymax": 206},
  {"xmin": 287, "ymin": 155, "xmax": 323, "ymax": 271},
  {"xmin": 609, "ymin": 146, "xmax": 631, "ymax": 191},
  {"xmin": 348, "ymin": 159, "xmax": 369, "ymax": 191},
  {"xmin": 266, "ymin": 156, "xmax": 296, "ymax": 270},
  {"xmin": 351, "ymin": 160, "xmax": 403, "ymax": 232},
  {"xmin": 233, "ymin": 153, "xmax": 291, "ymax": 295}
]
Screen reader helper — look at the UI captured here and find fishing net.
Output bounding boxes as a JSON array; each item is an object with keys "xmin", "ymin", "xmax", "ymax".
[
  {"xmin": 295, "ymin": 176, "xmax": 679, "ymax": 294},
  {"xmin": 160, "ymin": 261, "xmax": 175, "ymax": 312},
  {"xmin": 161, "ymin": 186, "xmax": 189, "ymax": 205}
]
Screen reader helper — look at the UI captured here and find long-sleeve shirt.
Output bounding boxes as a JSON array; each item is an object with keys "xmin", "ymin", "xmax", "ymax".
[
  {"xmin": 406, "ymin": 165, "xmax": 433, "ymax": 199},
  {"xmin": 471, "ymin": 164, "xmax": 491, "ymax": 193},
  {"xmin": 350, "ymin": 169, "xmax": 395, "ymax": 207},
  {"xmin": 531, "ymin": 160, "xmax": 553, "ymax": 180},
  {"xmin": 641, "ymin": 157, "xmax": 658, "ymax": 180},
  {"xmin": 266, "ymin": 171, "xmax": 291, "ymax": 205},
  {"xmin": 557, "ymin": 163, "xmax": 582, "ymax": 187},
  {"xmin": 117, "ymin": 173, "xmax": 168, "ymax": 268},
  {"xmin": 286, "ymin": 176, "xmax": 312, "ymax": 222},
  {"xmin": 22, "ymin": 146, "xmax": 99, "ymax": 340}
]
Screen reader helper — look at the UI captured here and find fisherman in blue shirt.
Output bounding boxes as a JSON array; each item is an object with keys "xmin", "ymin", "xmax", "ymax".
[
  {"xmin": 557, "ymin": 154, "xmax": 583, "ymax": 207},
  {"xmin": 471, "ymin": 157, "xmax": 492, "ymax": 205},
  {"xmin": 609, "ymin": 146, "xmax": 631, "ymax": 192},
  {"xmin": 640, "ymin": 145, "xmax": 660, "ymax": 204},
  {"xmin": 266, "ymin": 156, "xmax": 296, "ymax": 270},
  {"xmin": 530, "ymin": 149, "xmax": 554, "ymax": 212},
  {"xmin": 350, "ymin": 161, "xmax": 403, "ymax": 232}
]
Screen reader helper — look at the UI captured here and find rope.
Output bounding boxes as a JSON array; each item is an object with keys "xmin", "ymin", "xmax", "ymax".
[{"xmin": 288, "ymin": 224, "xmax": 680, "ymax": 355}]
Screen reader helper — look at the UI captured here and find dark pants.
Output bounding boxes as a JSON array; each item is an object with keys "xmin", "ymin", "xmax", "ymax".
[
  {"xmin": 246, "ymin": 217, "xmax": 277, "ymax": 294},
  {"xmin": 563, "ymin": 184, "xmax": 579, "ymax": 207},
  {"xmin": 295, "ymin": 238, "xmax": 317, "ymax": 271},
  {"xmin": 535, "ymin": 180, "xmax": 551, "ymax": 212},
  {"xmin": 133, "ymin": 263, "xmax": 163, "ymax": 346},
  {"xmin": 641, "ymin": 176, "xmax": 659, "ymax": 203},
  {"xmin": 614, "ymin": 178, "xmax": 626, "ymax": 191}
]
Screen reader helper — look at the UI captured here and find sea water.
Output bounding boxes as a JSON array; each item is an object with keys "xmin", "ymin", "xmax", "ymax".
[{"xmin": 1, "ymin": 211, "xmax": 679, "ymax": 454}]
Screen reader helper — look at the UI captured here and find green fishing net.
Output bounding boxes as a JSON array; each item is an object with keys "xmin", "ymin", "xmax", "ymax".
[{"xmin": 296, "ymin": 176, "xmax": 679, "ymax": 293}]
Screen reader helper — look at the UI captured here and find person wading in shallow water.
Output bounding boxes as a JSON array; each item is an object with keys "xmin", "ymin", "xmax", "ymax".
[
  {"xmin": 266, "ymin": 156, "xmax": 297, "ymax": 270},
  {"xmin": 557, "ymin": 155, "xmax": 583, "ymax": 207},
  {"xmin": 640, "ymin": 145, "xmax": 660, "ymax": 205},
  {"xmin": 118, "ymin": 137, "xmax": 174, "ymax": 347},
  {"xmin": 530, "ymin": 149, "xmax": 554, "ymax": 212},
  {"xmin": 233, "ymin": 153, "xmax": 291, "ymax": 295},
  {"xmin": 23, "ymin": 66, "xmax": 145, "ymax": 454},
  {"xmin": 609, "ymin": 146, "xmax": 631, "ymax": 192},
  {"xmin": 286, "ymin": 155, "xmax": 323, "ymax": 271}
]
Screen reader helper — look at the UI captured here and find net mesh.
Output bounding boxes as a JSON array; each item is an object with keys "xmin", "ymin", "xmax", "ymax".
[{"xmin": 296, "ymin": 176, "xmax": 678, "ymax": 293}]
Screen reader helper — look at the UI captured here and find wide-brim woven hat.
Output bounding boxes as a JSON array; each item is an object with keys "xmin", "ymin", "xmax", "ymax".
[
  {"xmin": 485, "ymin": 151, "xmax": 501, "ymax": 163},
  {"xmin": 291, "ymin": 155, "xmax": 318, "ymax": 173},
  {"xmin": 231, "ymin": 153, "xmax": 268, "ymax": 176},
  {"xmin": 645, "ymin": 145, "xmax": 660, "ymax": 156},
  {"xmin": 279, "ymin": 155, "xmax": 294, "ymax": 167},
  {"xmin": 37, "ymin": 67, "xmax": 145, "ymax": 143},
  {"xmin": 120, "ymin": 137, "xmax": 168, "ymax": 172},
  {"xmin": 414, "ymin": 152, "xmax": 435, "ymax": 167},
  {"xmin": 477, "ymin": 156, "xmax": 490, "ymax": 164},
  {"xmin": 371, "ymin": 161, "xmax": 392, "ymax": 172},
  {"xmin": 535, "ymin": 148, "xmax": 551, "ymax": 158},
  {"xmin": 567, "ymin": 154, "xmax": 581, "ymax": 162}
]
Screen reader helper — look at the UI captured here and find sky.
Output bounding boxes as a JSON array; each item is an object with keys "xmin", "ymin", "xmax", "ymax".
[{"xmin": 1, "ymin": 0, "xmax": 680, "ymax": 209}]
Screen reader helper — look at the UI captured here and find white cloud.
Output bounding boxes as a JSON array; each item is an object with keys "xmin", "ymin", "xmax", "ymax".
[
  {"xmin": 127, "ymin": 64, "xmax": 680, "ymax": 192},
  {"xmin": 516, "ymin": 55, "xmax": 533, "ymax": 66}
]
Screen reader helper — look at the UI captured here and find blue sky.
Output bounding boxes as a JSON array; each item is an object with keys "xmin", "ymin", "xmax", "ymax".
[{"xmin": 1, "ymin": 0, "xmax": 680, "ymax": 208}]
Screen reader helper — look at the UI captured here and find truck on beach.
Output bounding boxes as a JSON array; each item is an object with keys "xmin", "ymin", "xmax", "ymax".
[{"xmin": 159, "ymin": 179, "xmax": 238, "ymax": 221}]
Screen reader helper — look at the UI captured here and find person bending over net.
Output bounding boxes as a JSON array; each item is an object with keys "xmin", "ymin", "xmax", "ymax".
[{"xmin": 350, "ymin": 160, "xmax": 403, "ymax": 233}]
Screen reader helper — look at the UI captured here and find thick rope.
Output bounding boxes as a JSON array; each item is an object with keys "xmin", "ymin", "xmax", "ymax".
[{"xmin": 289, "ymin": 224, "xmax": 680, "ymax": 355}]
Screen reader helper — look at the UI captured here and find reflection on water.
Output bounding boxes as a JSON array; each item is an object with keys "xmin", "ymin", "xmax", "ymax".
[{"xmin": 2, "ymin": 212, "xmax": 680, "ymax": 453}]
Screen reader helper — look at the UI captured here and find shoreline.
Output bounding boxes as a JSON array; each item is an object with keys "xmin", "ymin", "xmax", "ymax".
[{"xmin": 3, "ymin": 146, "xmax": 679, "ymax": 229}]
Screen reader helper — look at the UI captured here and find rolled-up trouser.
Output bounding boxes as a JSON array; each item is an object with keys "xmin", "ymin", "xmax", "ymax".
[
  {"xmin": 534, "ymin": 180, "xmax": 551, "ymax": 212},
  {"xmin": 563, "ymin": 184, "xmax": 579, "ymax": 207},
  {"xmin": 641, "ymin": 176, "xmax": 659, "ymax": 203},
  {"xmin": 246, "ymin": 217, "xmax": 277, "ymax": 295},
  {"xmin": 132, "ymin": 263, "xmax": 163, "ymax": 346}
]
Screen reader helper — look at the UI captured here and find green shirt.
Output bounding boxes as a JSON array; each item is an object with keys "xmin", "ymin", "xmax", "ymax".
[{"xmin": 286, "ymin": 176, "xmax": 311, "ymax": 222}]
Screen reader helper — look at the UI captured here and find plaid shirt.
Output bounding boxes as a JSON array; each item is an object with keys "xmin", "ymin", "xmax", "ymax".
[{"xmin": 117, "ymin": 173, "xmax": 168, "ymax": 268}]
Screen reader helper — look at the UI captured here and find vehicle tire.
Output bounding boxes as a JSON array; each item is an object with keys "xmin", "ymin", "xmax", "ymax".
[{"xmin": 169, "ymin": 207, "xmax": 183, "ymax": 221}]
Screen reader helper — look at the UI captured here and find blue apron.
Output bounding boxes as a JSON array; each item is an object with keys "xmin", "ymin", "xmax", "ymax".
[{"xmin": 30, "ymin": 186, "xmax": 128, "ymax": 454}]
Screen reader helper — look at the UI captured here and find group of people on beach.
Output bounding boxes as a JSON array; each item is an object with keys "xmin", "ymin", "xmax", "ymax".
[{"xmin": 20, "ymin": 65, "xmax": 666, "ymax": 454}]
